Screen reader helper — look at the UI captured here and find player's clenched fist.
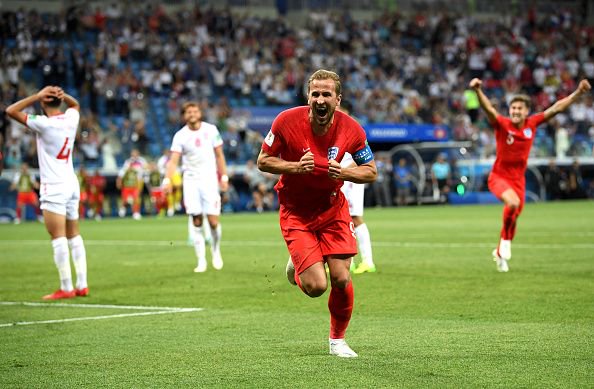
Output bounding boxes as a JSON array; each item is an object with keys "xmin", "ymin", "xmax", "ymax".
[
  {"xmin": 469, "ymin": 78, "xmax": 482, "ymax": 90},
  {"xmin": 298, "ymin": 151, "xmax": 315, "ymax": 174},
  {"xmin": 578, "ymin": 79, "xmax": 591, "ymax": 94},
  {"xmin": 328, "ymin": 159, "xmax": 341, "ymax": 180}
]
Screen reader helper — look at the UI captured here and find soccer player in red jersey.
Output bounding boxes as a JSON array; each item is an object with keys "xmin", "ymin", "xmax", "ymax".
[
  {"xmin": 87, "ymin": 169, "xmax": 106, "ymax": 220},
  {"xmin": 11, "ymin": 162, "xmax": 42, "ymax": 224},
  {"xmin": 258, "ymin": 69, "xmax": 377, "ymax": 357},
  {"xmin": 470, "ymin": 77, "xmax": 591, "ymax": 272}
]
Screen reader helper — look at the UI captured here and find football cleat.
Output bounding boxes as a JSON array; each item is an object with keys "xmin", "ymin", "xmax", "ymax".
[
  {"xmin": 329, "ymin": 339, "xmax": 358, "ymax": 358},
  {"xmin": 75, "ymin": 287, "xmax": 89, "ymax": 297},
  {"xmin": 353, "ymin": 263, "xmax": 376, "ymax": 274},
  {"xmin": 212, "ymin": 251, "xmax": 223, "ymax": 270},
  {"xmin": 286, "ymin": 257, "xmax": 297, "ymax": 285},
  {"xmin": 492, "ymin": 249, "xmax": 509, "ymax": 273},
  {"xmin": 43, "ymin": 289, "xmax": 76, "ymax": 300},
  {"xmin": 498, "ymin": 239, "xmax": 512, "ymax": 260},
  {"xmin": 194, "ymin": 261, "xmax": 207, "ymax": 273}
]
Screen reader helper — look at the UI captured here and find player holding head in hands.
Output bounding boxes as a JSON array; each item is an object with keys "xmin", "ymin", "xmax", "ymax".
[
  {"xmin": 162, "ymin": 102, "xmax": 229, "ymax": 273},
  {"xmin": 470, "ymin": 77, "xmax": 591, "ymax": 272},
  {"xmin": 6, "ymin": 86, "xmax": 88, "ymax": 299},
  {"xmin": 258, "ymin": 69, "xmax": 377, "ymax": 357}
]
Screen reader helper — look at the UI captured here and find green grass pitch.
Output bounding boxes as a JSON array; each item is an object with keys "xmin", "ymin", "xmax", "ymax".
[{"xmin": 1, "ymin": 201, "xmax": 593, "ymax": 388}]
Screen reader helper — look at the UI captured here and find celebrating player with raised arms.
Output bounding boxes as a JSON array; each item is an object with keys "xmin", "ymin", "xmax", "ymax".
[
  {"xmin": 470, "ymin": 77, "xmax": 591, "ymax": 272},
  {"xmin": 6, "ymin": 86, "xmax": 89, "ymax": 299}
]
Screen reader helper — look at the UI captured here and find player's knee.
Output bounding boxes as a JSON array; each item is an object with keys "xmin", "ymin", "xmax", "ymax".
[
  {"xmin": 330, "ymin": 273, "xmax": 351, "ymax": 289},
  {"xmin": 192, "ymin": 215, "xmax": 203, "ymax": 227},
  {"xmin": 302, "ymin": 280, "xmax": 327, "ymax": 298},
  {"xmin": 507, "ymin": 199, "xmax": 520, "ymax": 210}
]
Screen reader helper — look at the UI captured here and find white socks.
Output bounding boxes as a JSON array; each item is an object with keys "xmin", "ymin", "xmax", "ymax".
[
  {"xmin": 210, "ymin": 223, "xmax": 221, "ymax": 254},
  {"xmin": 68, "ymin": 235, "xmax": 87, "ymax": 289},
  {"xmin": 51, "ymin": 237, "xmax": 73, "ymax": 292},
  {"xmin": 188, "ymin": 216, "xmax": 195, "ymax": 244},
  {"xmin": 193, "ymin": 226, "xmax": 206, "ymax": 266},
  {"xmin": 355, "ymin": 223, "xmax": 374, "ymax": 266}
]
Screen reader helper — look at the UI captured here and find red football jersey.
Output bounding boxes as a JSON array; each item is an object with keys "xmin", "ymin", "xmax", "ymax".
[
  {"xmin": 262, "ymin": 106, "xmax": 369, "ymax": 214},
  {"xmin": 491, "ymin": 113, "xmax": 545, "ymax": 179}
]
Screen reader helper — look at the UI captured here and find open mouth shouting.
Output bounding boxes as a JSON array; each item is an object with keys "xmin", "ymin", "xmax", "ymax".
[{"xmin": 314, "ymin": 104, "xmax": 330, "ymax": 124}]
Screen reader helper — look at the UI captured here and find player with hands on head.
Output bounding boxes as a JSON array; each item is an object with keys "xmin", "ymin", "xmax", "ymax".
[
  {"xmin": 6, "ymin": 86, "xmax": 89, "ymax": 299},
  {"xmin": 469, "ymin": 77, "xmax": 591, "ymax": 272}
]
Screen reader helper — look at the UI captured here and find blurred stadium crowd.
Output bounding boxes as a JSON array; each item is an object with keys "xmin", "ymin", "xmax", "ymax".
[{"xmin": 0, "ymin": 1, "xmax": 593, "ymax": 217}]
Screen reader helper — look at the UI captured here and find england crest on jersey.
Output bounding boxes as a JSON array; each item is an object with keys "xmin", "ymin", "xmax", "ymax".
[
  {"xmin": 327, "ymin": 146, "xmax": 339, "ymax": 160},
  {"xmin": 523, "ymin": 128, "xmax": 532, "ymax": 139}
]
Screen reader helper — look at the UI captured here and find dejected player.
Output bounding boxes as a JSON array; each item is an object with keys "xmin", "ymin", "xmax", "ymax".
[
  {"xmin": 6, "ymin": 86, "xmax": 89, "ymax": 299},
  {"xmin": 470, "ymin": 77, "xmax": 591, "ymax": 272}
]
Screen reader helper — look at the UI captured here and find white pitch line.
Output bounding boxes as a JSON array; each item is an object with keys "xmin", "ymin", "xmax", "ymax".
[
  {"xmin": 1, "ymin": 240, "xmax": 593, "ymax": 250},
  {"xmin": 0, "ymin": 301, "xmax": 203, "ymax": 328},
  {"xmin": 0, "ymin": 309, "xmax": 201, "ymax": 328},
  {"xmin": 0, "ymin": 301, "xmax": 202, "ymax": 311}
]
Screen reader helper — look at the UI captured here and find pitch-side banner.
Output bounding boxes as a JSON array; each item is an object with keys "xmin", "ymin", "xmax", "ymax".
[
  {"xmin": 239, "ymin": 107, "xmax": 291, "ymax": 132},
  {"xmin": 241, "ymin": 107, "xmax": 450, "ymax": 142},
  {"xmin": 364, "ymin": 123, "xmax": 450, "ymax": 142}
]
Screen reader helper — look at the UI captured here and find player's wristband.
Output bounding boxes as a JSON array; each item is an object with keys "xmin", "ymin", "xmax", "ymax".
[
  {"xmin": 162, "ymin": 177, "xmax": 171, "ymax": 186},
  {"xmin": 220, "ymin": 174, "xmax": 229, "ymax": 183}
]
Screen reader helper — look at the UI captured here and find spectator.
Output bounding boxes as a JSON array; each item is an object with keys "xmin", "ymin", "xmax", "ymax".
[
  {"xmin": 370, "ymin": 154, "xmax": 392, "ymax": 207},
  {"xmin": 565, "ymin": 159, "xmax": 586, "ymax": 199},
  {"xmin": 543, "ymin": 159, "xmax": 565, "ymax": 201},
  {"xmin": 431, "ymin": 152, "xmax": 451, "ymax": 203},
  {"xmin": 243, "ymin": 159, "xmax": 276, "ymax": 213},
  {"xmin": 130, "ymin": 120, "xmax": 149, "ymax": 155},
  {"xmin": 393, "ymin": 158, "xmax": 413, "ymax": 206}
]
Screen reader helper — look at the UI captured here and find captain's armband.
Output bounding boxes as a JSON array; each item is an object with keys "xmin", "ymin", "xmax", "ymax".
[{"xmin": 352, "ymin": 144, "xmax": 374, "ymax": 165}]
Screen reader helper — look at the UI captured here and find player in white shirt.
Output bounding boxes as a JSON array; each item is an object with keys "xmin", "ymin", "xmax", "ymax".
[
  {"xmin": 338, "ymin": 102, "xmax": 376, "ymax": 274},
  {"xmin": 163, "ymin": 102, "xmax": 229, "ymax": 272},
  {"xmin": 6, "ymin": 86, "xmax": 89, "ymax": 300}
]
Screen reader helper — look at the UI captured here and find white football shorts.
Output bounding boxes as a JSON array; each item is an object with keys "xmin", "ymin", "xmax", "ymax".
[
  {"xmin": 39, "ymin": 180, "xmax": 81, "ymax": 220},
  {"xmin": 183, "ymin": 177, "xmax": 221, "ymax": 216},
  {"xmin": 341, "ymin": 181, "xmax": 365, "ymax": 217}
]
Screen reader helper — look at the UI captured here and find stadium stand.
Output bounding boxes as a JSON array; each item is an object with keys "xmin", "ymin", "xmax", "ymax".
[{"xmin": 0, "ymin": 0, "xmax": 593, "ymax": 218}]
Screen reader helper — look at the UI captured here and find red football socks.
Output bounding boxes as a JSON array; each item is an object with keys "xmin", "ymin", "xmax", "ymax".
[
  {"xmin": 328, "ymin": 280, "xmax": 354, "ymax": 339},
  {"xmin": 501, "ymin": 205, "xmax": 520, "ymax": 240}
]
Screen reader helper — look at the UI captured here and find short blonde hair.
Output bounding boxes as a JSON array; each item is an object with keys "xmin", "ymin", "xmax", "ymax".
[{"xmin": 307, "ymin": 69, "xmax": 341, "ymax": 95}]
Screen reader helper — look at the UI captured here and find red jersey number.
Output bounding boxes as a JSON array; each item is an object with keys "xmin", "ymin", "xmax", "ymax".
[{"xmin": 56, "ymin": 137, "xmax": 71, "ymax": 162}]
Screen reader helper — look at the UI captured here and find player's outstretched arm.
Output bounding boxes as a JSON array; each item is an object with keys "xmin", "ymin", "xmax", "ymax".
[
  {"xmin": 469, "ymin": 78, "xmax": 498, "ymax": 123},
  {"xmin": 257, "ymin": 149, "xmax": 314, "ymax": 175},
  {"xmin": 543, "ymin": 79, "xmax": 592, "ymax": 121}
]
